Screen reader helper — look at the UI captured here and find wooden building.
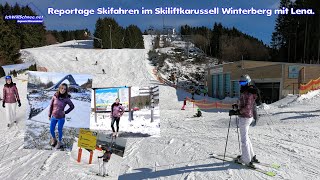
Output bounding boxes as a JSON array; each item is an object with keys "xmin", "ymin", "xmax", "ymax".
[{"xmin": 207, "ymin": 60, "xmax": 320, "ymax": 103}]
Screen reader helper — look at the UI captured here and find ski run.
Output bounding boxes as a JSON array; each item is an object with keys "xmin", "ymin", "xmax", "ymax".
[{"xmin": 0, "ymin": 36, "xmax": 320, "ymax": 179}]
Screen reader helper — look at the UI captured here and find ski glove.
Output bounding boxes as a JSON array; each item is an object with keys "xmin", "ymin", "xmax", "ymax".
[
  {"xmin": 2, "ymin": 102, "xmax": 5, "ymax": 108},
  {"xmin": 17, "ymin": 100, "xmax": 21, "ymax": 107}
]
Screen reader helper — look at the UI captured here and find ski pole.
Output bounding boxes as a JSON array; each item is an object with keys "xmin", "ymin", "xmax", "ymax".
[
  {"xmin": 98, "ymin": 157, "xmax": 101, "ymax": 175},
  {"xmin": 223, "ymin": 116, "xmax": 232, "ymax": 165},
  {"xmin": 236, "ymin": 117, "xmax": 241, "ymax": 154}
]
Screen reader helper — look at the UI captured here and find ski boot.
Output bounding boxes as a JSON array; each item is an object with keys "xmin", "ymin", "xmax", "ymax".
[
  {"xmin": 55, "ymin": 141, "xmax": 63, "ymax": 149},
  {"xmin": 251, "ymin": 155, "xmax": 260, "ymax": 163},
  {"xmin": 234, "ymin": 158, "xmax": 255, "ymax": 168},
  {"xmin": 50, "ymin": 138, "xmax": 57, "ymax": 147},
  {"xmin": 236, "ymin": 155, "xmax": 260, "ymax": 163}
]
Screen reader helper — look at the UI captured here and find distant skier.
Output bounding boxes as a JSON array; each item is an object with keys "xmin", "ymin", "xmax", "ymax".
[
  {"xmin": 94, "ymin": 61, "xmax": 98, "ymax": 65},
  {"xmin": 193, "ymin": 108, "xmax": 202, "ymax": 117},
  {"xmin": 48, "ymin": 83, "xmax": 75, "ymax": 149},
  {"xmin": 75, "ymin": 57, "xmax": 78, "ymax": 61},
  {"xmin": 102, "ymin": 69, "xmax": 105, "ymax": 74},
  {"xmin": 2, "ymin": 76, "xmax": 21, "ymax": 128},
  {"xmin": 203, "ymin": 88, "xmax": 208, "ymax": 96},
  {"xmin": 235, "ymin": 74, "xmax": 259, "ymax": 168},
  {"xmin": 190, "ymin": 88, "xmax": 195, "ymax": 100},
  {"xmin": 181, "ymin": 98, "xmax": 187, "ymax": 110},
  {"xmin": 110, "ymin": 98, "xmax": 124, "ymax": 137},
  {"xmin": 97, "ymin": 146, "xmax": 112, "ymax": 177}
]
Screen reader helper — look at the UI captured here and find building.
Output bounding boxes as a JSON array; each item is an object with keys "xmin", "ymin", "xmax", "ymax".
[{"xmin": 207, "ymin": 60, "xmax": 320, "ymax": 104}]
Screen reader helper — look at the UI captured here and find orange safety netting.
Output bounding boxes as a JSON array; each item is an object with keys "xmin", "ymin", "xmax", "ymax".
[
  {"xmin": 299, "ymin": 77, "xmax": 320, "ymax": 94},
  {"xmin": 185, "ymin": 97, "xmax": 233, "ymax": 110}
]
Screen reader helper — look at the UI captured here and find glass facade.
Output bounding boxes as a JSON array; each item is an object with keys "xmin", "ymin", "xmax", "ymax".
[
  {"xmin": 224, "ymin": 74, "xmax": 231, "ymax": 97},
  {"xmin": 232, "ymin": 81, "xmax": 240, "ymax": 97}
]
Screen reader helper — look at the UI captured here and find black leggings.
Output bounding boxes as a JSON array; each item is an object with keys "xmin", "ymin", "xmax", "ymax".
[{"xmin": 111, "ymin": 117, "xmax": 120, "ymax": 132}]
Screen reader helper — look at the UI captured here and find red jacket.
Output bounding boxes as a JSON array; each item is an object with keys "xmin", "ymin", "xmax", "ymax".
[
  {"xmin": 239, "ymin": 91, "xmax": 257, "ymax": 118},
  {"xmin": 3, "ymin": 83, "xmax": 20, "ymax": 103}
]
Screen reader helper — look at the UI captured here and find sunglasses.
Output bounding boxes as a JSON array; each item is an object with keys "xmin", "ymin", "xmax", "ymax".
[{"xmin": 239, "ymin": 81, "xmax": 248, "ymax": 86}]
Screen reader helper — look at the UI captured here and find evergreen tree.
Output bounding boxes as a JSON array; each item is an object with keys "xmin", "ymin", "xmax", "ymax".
[
  {"xmin": 0, "ymin": 16, "xmax": 20, "ymax": 65},
  {"xmin": 94, "ymin": 17, "xmax": 125, "ymax": 49},
  {"xmin": 124, "ymin": 25, "xmax": 144, "ymax": 48}
]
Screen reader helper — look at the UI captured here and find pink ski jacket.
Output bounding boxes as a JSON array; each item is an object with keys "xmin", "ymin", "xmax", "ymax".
[{"xmin": 3, "ymin": 83, "xmax": 20, "ymax": 103}]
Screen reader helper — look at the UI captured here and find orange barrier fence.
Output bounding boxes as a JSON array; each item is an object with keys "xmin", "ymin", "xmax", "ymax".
[
  {"xmin": 185, "ymin": 97, "xmax": 234, "ymax": 110},
  {"xmin": 299, "ymin": 77, "xmax": 320, "ymax": 94}
]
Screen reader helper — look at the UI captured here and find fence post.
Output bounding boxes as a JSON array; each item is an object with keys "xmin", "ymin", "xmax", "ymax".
[
  {"xmin": 77, "ymin": 148, "xmax": 82, "ymax": 163},
  {"xmin": 89, "ymin": 151, "xmax": 93, "ymax": 164}
]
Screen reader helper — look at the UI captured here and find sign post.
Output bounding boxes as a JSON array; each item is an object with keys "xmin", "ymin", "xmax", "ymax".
[{"xmin": 77, "ymin": 129, "xmax": 97, "ymax": 164}]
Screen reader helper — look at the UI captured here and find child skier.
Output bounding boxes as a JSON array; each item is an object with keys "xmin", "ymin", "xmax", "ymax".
[
  {"xmin": 2, "ymin": 76, "xmax": 21, "ymax": 128},
  {"xmin": 97, "ymin": 146, "xmax": 112, "ymax": 177},
  {"xmin": 193, "ymin": 108, "xmax": 202, "ymax": 117}
]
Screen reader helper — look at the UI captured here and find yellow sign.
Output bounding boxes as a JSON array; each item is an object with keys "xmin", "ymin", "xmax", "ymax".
[{"xmin": 78, "ymin": 129, "xmax": 97, "ymax": 150}]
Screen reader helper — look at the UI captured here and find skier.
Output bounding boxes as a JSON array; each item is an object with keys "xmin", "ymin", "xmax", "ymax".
[
  {"xmin": 110, "ymin": 98, "xmax": 124, "ymax": 137},
  {"xmin": 239, "ymin": 75, "xmax": 262, "ymax": 126},
  {"xmin": 203, "ymin": 88, "xmax": 208, "ymax": 96},
  {"xmin": 190, "ymin": 87, "xmax": 195, "ymax": 100},
  {"xmin": 235, "ymin": 74, "xmax": 259, "ymax": 168},
  {"xmin": 48, "ymin": 83, "xmax": 75, "ymax": 149},
  {"xmin": 97, "ymin": 146, "xmax": 112, "ymax": 177},
  {"xmin": 181, "ymin": 98, "xmax": 187, "ymax": 110},
  {"xmin": 193, "ymin": 108, "xmax": 202, "ymax": 117},
  {"xmin": 2, "ymin": 76, "xmax": 21, "ymax": 127},
  {"xmin": 75, "ymin": 57, "xmax": 78, "ymax": 61},
  {"xmin": 94, "ymin": 61, "xmax": 98, "ymax": 65},
  {"xmin": 102, "ymin": 69, "xmax": 105, "ymax": 74}
]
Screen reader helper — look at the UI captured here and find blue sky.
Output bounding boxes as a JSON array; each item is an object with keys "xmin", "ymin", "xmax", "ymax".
[
  {"xmin": 1, "ymin": 0, "xmax": 281, "ymax": 45},
  {"xmin": 96, "ymin": 87, "xmax": 128, "ymax": 94}
]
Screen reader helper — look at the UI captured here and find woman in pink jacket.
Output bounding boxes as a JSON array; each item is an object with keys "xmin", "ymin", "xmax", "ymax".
[
  {"xmin": 2, "ymin": 76, "xmax": 21, "ymax": 128},
  {"xmin": 110, "ymin": 98, "xmax": 124, "ymax": 137},
  {"xmin": 235, "ymin": 74, "xmax": 259, "ymax": 168},
  {"xmin": 48, "ymin": 83, "xmax": 74, "ymax": 149}
]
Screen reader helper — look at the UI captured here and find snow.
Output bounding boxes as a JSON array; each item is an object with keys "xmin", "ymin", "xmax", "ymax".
[
  {"xmin": 90, "ymin": 106, "xmax": 160, "ymax": 137},
  {"xmin": 1, "ymin": 35, "xmax": 320, "ymax": 180},
  {"xmin": 1, "ymin": 62, "xmax": 34, "ymax": 75}
]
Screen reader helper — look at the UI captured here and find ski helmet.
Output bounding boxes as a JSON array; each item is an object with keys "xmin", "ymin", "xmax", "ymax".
[
  {"xmin": 239, "ymin": 74, "xmax": 251, "ymax": 86},
  {"xmin": 5, "ymin": 75, "xmax": 12, "ymax": 80}
]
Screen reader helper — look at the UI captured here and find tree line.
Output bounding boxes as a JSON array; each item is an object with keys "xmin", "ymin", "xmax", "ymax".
[
  {"xmin": 180, "ymin": 24, "xmax": 270, "ymax": 62},
  {"xmin": 271, "ymin": 0, "xmax": 320, "ymax": 63},
  {"xmin": 0, "ymin": 2, "xmax": 46, "ymax": 66},
  {"xmin": 93, "ymin": 17, "xmax": 144, "ymax": 49},
  {"xmin": 46, "ymin": 29, "xmax": 90, "ymax": 45}
]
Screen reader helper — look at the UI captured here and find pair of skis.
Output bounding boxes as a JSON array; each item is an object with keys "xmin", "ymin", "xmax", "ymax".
[{"xmin": 209, "ymin": 154, "xmax": 280, "ymax": 177}]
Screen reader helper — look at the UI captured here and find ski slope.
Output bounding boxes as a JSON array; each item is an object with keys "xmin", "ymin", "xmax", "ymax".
[{"xmin": 0, "ymin": 36, "xmax": 320, "ymax": 179}]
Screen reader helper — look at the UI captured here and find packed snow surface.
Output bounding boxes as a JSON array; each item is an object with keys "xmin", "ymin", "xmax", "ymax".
[{"xmin": 0, "ymin": 36, "xmax": 320, "ymax": 179}]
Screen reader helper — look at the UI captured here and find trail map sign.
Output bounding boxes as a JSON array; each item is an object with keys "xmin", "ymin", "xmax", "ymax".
[
  {"xmin": 95, "ymin": 87, "xmax": 129, "ymax": 112},
  {"xmin": 288, "ymin": 66, "xmax": 299, "ymax": 79},
  {"xmin": 78, "ymin": 129, "xmax": 97, "ymax": 150}
]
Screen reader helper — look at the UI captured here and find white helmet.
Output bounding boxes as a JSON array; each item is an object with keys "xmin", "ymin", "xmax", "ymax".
[{"xmin": 239, "ymin": 74, "xmax": 251, "ymax": 86}]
